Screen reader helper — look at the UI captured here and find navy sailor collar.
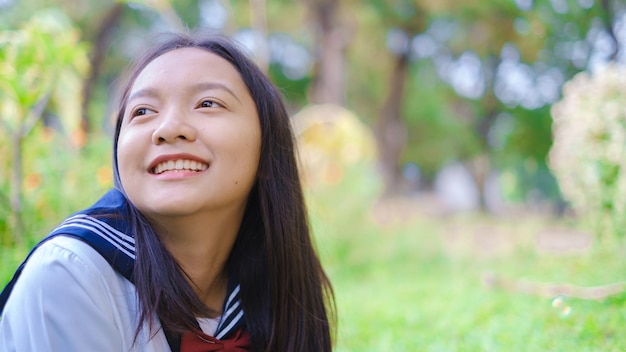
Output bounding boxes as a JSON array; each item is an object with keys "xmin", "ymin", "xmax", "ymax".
[{"xmin": 0, "ymin": 189, "xmax": 245, "ymax": 340}]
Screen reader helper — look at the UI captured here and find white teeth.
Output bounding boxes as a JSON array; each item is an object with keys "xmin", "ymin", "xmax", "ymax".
[{"xmin": 153, "ymin": 159, "xmax": 208, "ymax": 174}]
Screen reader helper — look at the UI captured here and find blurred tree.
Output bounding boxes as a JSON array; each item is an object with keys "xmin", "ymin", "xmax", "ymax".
[
  {"xmin": 355, "ymin": 0, "xmax": 524, "ymax": 198},
  {"xmin": 1, "ymin": 0, "xmax": 620, "ymax": 218},
  {"xmin": 0, "ymin": 9, "xmax": 89, "ymax": 242},
  {"xmin": 357, "ymin": 0, "xmax": 615, "ymax": 208},
  {"xmin": 436, "ymin": 1, "xmax": 533, "ymax": 208},
  {"xmin": 368, "ymin": 0, "xmax": 428, "ymax": 196},
  {"xmin": 492, "ymin": 0, "xmax": 612, "ymax": 206},
  {"xmin": 302, "ymin": 0, "xmax": 352, "ymax": 105},
  {"xmin": 81, "ymin": 2, "xmax": 126, "ymax": 133}
]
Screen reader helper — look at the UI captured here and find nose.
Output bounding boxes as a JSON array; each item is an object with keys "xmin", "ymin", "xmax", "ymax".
[{"xmin": 151, "ymin": 109, "xmax": 197, "ymax": 144}]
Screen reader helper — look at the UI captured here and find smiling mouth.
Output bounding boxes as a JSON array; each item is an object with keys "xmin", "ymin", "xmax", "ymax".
[{"xmin": 151, "ymin": 159, "xmax": 209, "ymax": 174}]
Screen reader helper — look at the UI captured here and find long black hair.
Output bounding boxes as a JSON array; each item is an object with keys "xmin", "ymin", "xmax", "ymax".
[{"xmin": 112, "ymin": 33, "xmax": 335, "ymax": 351}]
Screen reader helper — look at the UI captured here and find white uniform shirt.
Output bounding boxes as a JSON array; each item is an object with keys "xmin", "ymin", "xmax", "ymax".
[{"xmin": 0, "ymin": 236, "xmax": 173, "ymax": 351}]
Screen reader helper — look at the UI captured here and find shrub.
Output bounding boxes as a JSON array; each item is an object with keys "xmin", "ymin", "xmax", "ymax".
[{"xmin": 549, "ymin": 65, "xmax": 626, "ymax": 238}]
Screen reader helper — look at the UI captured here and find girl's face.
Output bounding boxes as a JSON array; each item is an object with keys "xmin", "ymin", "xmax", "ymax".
[{"xmin": 116, "ymin": 48, "xmax": 261, "ymax": 221}]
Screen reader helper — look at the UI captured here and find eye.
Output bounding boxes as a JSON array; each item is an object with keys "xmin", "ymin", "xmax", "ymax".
[
  {"xmin": 132, "ymin": 107, "xmax": 156, "ymax": 117},
  {"xmin": 199, "ymin": 100, "xmax": 222, "ymax": 109}
]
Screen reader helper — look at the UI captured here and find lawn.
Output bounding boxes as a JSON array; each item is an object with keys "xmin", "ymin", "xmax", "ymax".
[{"xmin": 308, "ymin": 169, "xmax": 626, "ymax": 351}]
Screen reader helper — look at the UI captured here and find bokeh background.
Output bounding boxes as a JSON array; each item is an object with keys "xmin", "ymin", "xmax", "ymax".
[{"xmin": 2, "ymin": 0, "xmax": 626, "ymax": 350}]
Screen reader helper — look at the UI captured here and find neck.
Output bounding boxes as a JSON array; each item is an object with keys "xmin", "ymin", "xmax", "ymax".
[{"xmin": 148, "ymin": 208, "xmax": 244, "ymax": 313}]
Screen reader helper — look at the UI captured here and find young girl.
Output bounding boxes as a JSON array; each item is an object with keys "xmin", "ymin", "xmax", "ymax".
[{"xmin": 0, "ymin": 33, "xmax": 335, "ymax": 351}]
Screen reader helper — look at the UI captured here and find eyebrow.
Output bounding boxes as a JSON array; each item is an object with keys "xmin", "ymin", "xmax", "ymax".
[
  {"xmin": 193, "ymin": 82, "xmax": 241, "ymax": 103},
  {"xmin": 128, "ymin": 82, "xmax": 241, "ymax": 104},
  {"xmin": 127, "ymin": 88, "xmax": 159, "ymax": 103}
]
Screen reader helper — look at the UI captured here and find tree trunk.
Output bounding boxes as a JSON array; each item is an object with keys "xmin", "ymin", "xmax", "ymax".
[
  {"xmin": 376, "ymin": 52, "xmax": 409, "ymax": 197},
  {"xmin": 81, "ymin": 3, "xmax": 125, "ymax": 134},
  {"xmin": 467, "ymin": 56, "xmax": 501, "ymax": 211},
  {"xmin": 472, "ymin": 109, "xmax": 498, "ymax": 210},
  {"xmin": 464, "ymin": 155, "xmax": 490, "ymax": 211},
  {"xmin": 306, "ymin": 0, "xmax": 348, "ymax": 105},
  {"xmin": 8, "ymin": 94, "xmax": 51, "ymax": 243},
  {"xmin": 600, "ymin": 0, "xmax": 618, "ymax": 61}
]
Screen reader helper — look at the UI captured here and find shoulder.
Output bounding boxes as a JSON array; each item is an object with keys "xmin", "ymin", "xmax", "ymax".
[
  {"xmin": 27, "ymin": 235, "xmax": 120, "ymax": 285},
  {"xmin": 0, "ymin": 235, "xmax": 139, "ymax": 351},
  {"xmin": 10, "ymin": 235, "xmax": 131, "ymax": 310},
  {"xmin": 34, "ymin": 234, "xmax": 112, "ymax": 264}
]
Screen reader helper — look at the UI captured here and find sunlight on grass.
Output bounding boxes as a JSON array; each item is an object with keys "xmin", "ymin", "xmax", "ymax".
[{"xmin": 307, "ymin": 163, "xmax": 626, "ymax": 351}]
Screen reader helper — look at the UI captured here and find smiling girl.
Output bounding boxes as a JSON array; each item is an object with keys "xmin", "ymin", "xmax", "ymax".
[{"xmin": 0, "ymin": 34, "xmax": 335, "ymax": 352}]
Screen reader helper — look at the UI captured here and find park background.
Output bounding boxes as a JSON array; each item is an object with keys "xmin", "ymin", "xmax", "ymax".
[{"xmin": 2, "ymin": 0, "xmax": 626, "ymax": 350}]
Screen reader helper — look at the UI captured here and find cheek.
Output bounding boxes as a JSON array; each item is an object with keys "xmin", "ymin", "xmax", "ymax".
[
  {"xmin": 240, "ymin": 132, "xmax": 262, "ymax": 182},
  {"xmin": 218, "ymin": 126, "xmax": 261, "ymax": 182},
  {"xmin": 238, "ymin": 126, "xmax": 261, "ymax": 167}
]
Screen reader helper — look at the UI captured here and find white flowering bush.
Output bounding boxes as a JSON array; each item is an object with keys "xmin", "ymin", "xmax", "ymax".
[{"xmin": 549, "ymin": 65, "xmax": 626, "ymax": 238}]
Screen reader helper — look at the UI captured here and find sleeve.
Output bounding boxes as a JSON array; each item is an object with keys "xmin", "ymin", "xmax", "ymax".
[{"xmin": 0, "ymin": 237, "xmax": 124, "ymax": 351}]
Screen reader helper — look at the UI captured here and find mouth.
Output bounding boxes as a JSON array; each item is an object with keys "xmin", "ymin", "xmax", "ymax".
[{"xmin": 150, "ymin": 159, "xmax": 209, "ymax": 175}]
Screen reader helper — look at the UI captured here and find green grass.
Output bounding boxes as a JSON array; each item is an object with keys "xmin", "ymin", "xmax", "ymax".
[{"xmin": 305, "ymin": 164, "xmax": 626, "ymax": 351}]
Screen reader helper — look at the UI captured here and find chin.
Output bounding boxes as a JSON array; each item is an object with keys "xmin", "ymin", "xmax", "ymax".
[
  {"xmin": 147, "ymin": 201, "xmax": 202, "ymax": 216},
  {"xmin": 130, "ymin": 193, "xmax": 199, "ymax": 216}
]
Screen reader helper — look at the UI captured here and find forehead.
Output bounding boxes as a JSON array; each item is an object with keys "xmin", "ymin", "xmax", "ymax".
[{"xmin": 130, "ymin": 47, "xmax": 246, "ymax": 93}]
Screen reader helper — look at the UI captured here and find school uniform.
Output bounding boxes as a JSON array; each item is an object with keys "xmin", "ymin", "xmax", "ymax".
[{"xmin": 0, "ymin": 189, "xmax": 248, "ymax": 352}]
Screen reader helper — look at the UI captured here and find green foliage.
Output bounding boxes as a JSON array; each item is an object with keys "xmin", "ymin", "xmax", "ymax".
[
  {"xmin": 401, "ymin": 62, "xmax": 481, "ymax": 179},
  {"xmin": 0, "ymin": 127, "xmax": 113, "ymax": 247},
  {"xmin": 24, "ymin": 129, "xmax": 113, "ymax": 221},
  {"xmin": 268, "ymin": 63, "xmax": 310, "ymax": 109},
  {"xmin": 0, "ymin": 9, "xmax": 90, "ymax": 242},
  {"xmin": 0, "ymin": 128, "xmax": 112, "ymax": 281},
  {"xmin": 0, "ymin": 8, "xmax": 88, "ymax": 136},
  {"xmin": 0, "ymin": 9, "xmax": 86, "ymax": 132},
  {"xmin": 503, "ymin": 106, "xmax": 553, "ymax": 163},
  {"xmin": 1, "ymin": 0, "xmax": 613, "ymax": 208},
  {"xmin": 499, "ymin": 159, "xmax": 562, "ymax": 204}
]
